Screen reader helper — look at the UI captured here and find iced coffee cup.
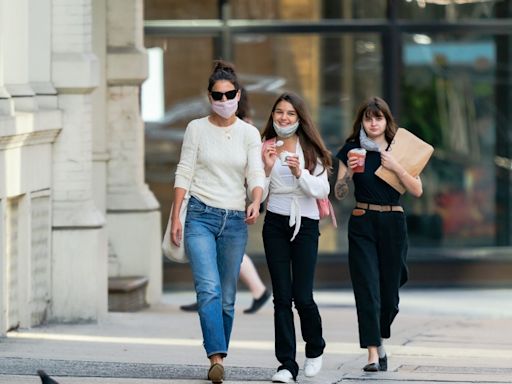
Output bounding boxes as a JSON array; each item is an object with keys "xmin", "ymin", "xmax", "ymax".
[{"xmin": 348, "ymin": 148, "xmax": 367, "ymax": 173}]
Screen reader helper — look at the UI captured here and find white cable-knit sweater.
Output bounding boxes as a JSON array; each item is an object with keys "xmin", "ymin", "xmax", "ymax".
[{"xmin": 174, "ymin": 116, "xmax": 265, "ymax": 211}]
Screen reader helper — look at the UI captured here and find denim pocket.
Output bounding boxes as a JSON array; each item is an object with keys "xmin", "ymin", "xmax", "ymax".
[
  {"xmin": 187, "ymin": 199, "xmax": 207, "ymax": 214},
  {"xmin": 232, "ymin": 210, "xmax": 246, "ymax": 220}
]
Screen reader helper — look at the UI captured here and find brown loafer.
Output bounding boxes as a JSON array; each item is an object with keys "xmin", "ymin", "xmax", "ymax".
[{"xmin": 208, "ymin": 363, "xmax": 224, "ymax": 384}]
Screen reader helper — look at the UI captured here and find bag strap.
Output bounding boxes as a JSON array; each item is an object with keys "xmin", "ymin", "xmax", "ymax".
[{"xmin": 328, "ymin": 200, "xmax": 337, "ymax": 228}]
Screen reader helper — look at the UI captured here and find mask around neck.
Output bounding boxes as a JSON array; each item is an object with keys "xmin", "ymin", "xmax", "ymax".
[{"xmin": 273, "ymin": 121, "xmax": 299, "ymax": 138}]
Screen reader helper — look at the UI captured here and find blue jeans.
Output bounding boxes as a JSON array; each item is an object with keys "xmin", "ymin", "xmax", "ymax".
[{"xmin": 184, "ymin": 196, "xmax": 248, "ymax": 358}]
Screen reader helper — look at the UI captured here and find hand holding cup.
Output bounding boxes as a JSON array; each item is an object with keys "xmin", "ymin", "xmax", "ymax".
[{"xmin": 348, "ymin": 148, "xmax": 366, "ymax": 173}]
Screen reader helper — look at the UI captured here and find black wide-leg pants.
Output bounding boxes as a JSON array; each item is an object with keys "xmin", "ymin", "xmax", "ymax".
[
  {"xmin": 263, "ymin": 211, "xmax": 326, "ymax": 379},
  {"xmin": 348, "ymin": 208, "xmax": 408, "ymax": 348}
]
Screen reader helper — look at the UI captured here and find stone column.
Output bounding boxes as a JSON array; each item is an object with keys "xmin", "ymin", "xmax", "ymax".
[
  {"xmin": 50, "ymin": 0, "xmax": 107, "ymax": 321},
  {"xmin": 2, "ymin": 0, "xmax": 36, "ymax": 112},
  {"xmin": 106, "ymin": 0, "xmax": 162, "ymax": 304},
  {"xmin": 0, "ymin": 0, "xmax": 13, "ymax": 115}
]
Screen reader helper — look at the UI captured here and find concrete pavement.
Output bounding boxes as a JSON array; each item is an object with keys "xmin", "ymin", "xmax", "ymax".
[{"xmin": 1, "ymin": 288, "xmax": 511, "ymax": 383}]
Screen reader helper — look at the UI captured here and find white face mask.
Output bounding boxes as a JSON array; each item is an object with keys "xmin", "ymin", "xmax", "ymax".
[
  {"xmin": 211, "ymin": 99, "xmax": 238, "ymax": 119},
  {"xmin": 273, "ymin": 121, "xmax": 299, "ymax": 138}
]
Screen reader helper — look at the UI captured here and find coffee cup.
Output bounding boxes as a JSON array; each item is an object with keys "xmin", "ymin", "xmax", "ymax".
[
  {"xmin": 279, "ymin": 151, "xmax": 296, "ymax": 165},
  {"xmin": 348, "ymin": 148, "xmax": 367, "ymax": 173}
]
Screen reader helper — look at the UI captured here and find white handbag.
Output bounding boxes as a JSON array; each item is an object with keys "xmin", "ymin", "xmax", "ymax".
[
  {"xmin": 162, "ymin": 198, "xmax": 189, "ymax": 263},
  {"xmin": 161, "ymin": 126, "xmax": 199, "ymax": 263}
]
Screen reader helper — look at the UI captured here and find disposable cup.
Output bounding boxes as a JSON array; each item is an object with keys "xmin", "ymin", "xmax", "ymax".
[
  {"xmin": 279, "ymin": 151, "xmax": 297, "ymax": 165},
  {"xmin": 348, "ymin": 148, "xmax": 367, "ymax": 173}
]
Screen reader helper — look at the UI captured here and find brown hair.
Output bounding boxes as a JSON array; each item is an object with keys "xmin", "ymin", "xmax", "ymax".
[
  {"xmin": 207, "ymin": 60, "xmax": 240, "ymax": 92},
  {"xmin": 261, "ymin": 91, "xmax": 332, "ymax": 173},
  {"xmin": 236, "ymin": 87, "xmax": 251, "ymax": 121},
  {"xmin": 346, "ymin": 96, "xmax": 398, "ymax": 146}
]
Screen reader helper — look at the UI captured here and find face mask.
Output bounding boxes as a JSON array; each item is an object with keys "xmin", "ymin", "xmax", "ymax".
[
  {"xmin": 273, "ymin": 121, "xmax": 299, "ymax": 138},
  {"xmin": 211, "ymin": 99, "xmax": 238, "ymax": 119}
]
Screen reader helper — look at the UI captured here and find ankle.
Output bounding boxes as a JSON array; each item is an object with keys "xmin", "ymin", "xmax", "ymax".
[
  {"xmin": 209, "ymin": 354, "xmax": 223, "ymax": 365},
  {"xmin": 252, "ymin": 286, "xmax": 267, "ymax": 299},
  {"xmin": 367, "ymin": 346, "xmax": 379, "ymax": 363}
]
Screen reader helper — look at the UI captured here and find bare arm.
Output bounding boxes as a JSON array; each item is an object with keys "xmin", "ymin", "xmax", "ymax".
[
  {"xmin": 380, "ymin": 151, "xmax": 423, "ymax": 197},
  {"xmin": 170, "ymin": 187, "xmax": 187, "ymax": 246},
  {"xmin": 246, "ymin": 186, "xmax": 263, "ymax": 225},
  {"xmin": 334, "ymin": 160, "xmax": 352, "ymax": 200}
]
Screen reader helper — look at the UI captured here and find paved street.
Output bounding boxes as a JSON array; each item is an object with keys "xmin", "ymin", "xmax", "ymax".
[{"xmin": 1, "ymin": 288, "xmax": 511, "ymax": 383}]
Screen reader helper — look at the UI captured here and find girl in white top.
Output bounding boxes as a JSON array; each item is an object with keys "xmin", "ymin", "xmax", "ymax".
[
  {"xmin": 261, "ymin": 92, "xmax": 332, "ymax": 383},
  {"xmin": 171, "ymin": 61, "xmax": 264, "ymax": 384}
]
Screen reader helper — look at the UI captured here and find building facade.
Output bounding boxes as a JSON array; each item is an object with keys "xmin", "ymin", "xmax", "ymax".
[
  {"xmin": 0, "ymin": 0, "xmax": 162, "ymax": 334},
  {"xmin": 144, "ymin": 0, "xmax": 512, "ymax": 288}
]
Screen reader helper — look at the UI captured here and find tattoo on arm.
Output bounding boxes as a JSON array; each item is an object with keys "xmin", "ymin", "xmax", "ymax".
[{"xmin": 334, "ymin": 174, "xmax": 350, "ymax": 200}]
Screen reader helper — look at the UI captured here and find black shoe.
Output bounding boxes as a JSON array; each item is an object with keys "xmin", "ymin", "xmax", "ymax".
[
  {"xmin": 37, "ymin": 370, "xmax": 60, "ymax": 384},
  {"xmin": 244, "ymin": 289, "xmax": 271, "ymax": 314},
  {"xmin": 180, "ymin": 302, "xmax": 199, "ymax": 312},
  {"xmin": 363, "ymin": 362, "xmax": 380, "ymax": 372},
  {"xmin": 379, "ymin": 354, "xmax": 387, "ymax": 371}
]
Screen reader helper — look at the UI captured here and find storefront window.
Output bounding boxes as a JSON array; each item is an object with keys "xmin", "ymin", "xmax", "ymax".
[
  {"xmin": 145, "ymin": 0, "xmax": 387, "ymax": 21},
  {"xmin": 144, "ymin": 0, "xmax": 219, "ymax": 20},
  {"xmin": 401, "ymin": 33, "xmax": 501, "ymax": 247},
  {"xmin": 398, "ymin": 0, "xmax": 510, "ymax": 20},
  {"xmin": 143, "ymin": 0, "xmax": 512, "ymax": 267},
  {"xmin": 230, "ymin": 0, "xmax": 386, "ymax": 20}
]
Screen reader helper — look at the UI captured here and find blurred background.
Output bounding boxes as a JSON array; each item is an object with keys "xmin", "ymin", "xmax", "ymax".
[{"xmin": 141, "ymin": 0, "xmax": 512, "ymax": 290}]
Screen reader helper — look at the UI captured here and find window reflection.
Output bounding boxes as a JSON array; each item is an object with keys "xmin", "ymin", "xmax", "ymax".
[
  {"xmin": 142, "ymin": 0, "xmax": 512, "ymax": 262},
  {"xmin": 401, "ymin": 33, "xmax": 498, "ymax": 246},
  {"xmin": 144, "ymin": 0, "xmax": 219, "ymax": 20},
  {"xmin": 398, "ymin": 0, "xmax": 509, "ymax": 20},
  {"xmin": 230, "ymin": 0, "xmax": 386, "ymax": 19}
]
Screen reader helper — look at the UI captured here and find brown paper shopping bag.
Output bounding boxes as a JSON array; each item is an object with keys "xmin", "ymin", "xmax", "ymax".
[{"xmin": 375, "ymin": 128, "xmax": 434, "ymax": 194}]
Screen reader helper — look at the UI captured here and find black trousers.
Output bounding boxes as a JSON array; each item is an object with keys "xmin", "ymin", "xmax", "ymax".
[
  {"xmin": 348, "ymin": 208, "xmax": 408, "ymax": 348},
  {"xmin": 262, "ymin": 211, "xmax": 326, "ymax": 379}
]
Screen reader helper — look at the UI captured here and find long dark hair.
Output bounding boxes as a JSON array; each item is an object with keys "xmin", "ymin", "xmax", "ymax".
[
  {"xmin": 207, "ymin": 60, "xmax": 240, "ymax": 92},
  {"xmin": 346, "ymin": 96, "xmax": 398, "ymax": 145},
  {"xmin": 261, "ymin": 92, "xmax": 332, "ymax": 173},
  {"xmin": 236, "ymin": 87, "xmax": 251, "ymax": 121}
]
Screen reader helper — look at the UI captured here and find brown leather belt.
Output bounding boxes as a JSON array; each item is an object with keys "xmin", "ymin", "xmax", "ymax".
[{"xmin": 356, "ymin": 202, "xmax": 404, "ymax": 213}]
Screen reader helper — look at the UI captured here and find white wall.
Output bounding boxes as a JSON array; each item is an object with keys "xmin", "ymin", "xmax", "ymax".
[{"xmin": 0, "ymin": 0, "xmax": 161, "ymax": 333}]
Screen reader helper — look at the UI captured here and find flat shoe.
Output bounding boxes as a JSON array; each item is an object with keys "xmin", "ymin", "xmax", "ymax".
[
  {"xmin": 208, "ymin": 363, "xmax": 224, "ymax": 384},
  {"xmin": 363, "ymin": 362, "xmax": 380, "ymax": 372},
  {"xmin": 180, "ymin": 302, "xmax": 198, "ymax": 312},
  {"xmin": 271, "ymin": 368, "xmax": 294, "ymax": 383},
  {"xmin": 304, "ymin": 355, "xmax": 322, "ymax": 377},
  {"xmin": 379, "ymin": 354, "xmax": 387, "ymax": 371},
  {"xmin": 244, "ymin": 289, "xmax": 271, "ymax": 314}
]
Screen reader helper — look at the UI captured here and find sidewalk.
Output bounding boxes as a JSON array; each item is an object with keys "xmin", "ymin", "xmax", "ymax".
[{"xmin": 1, "ymin": 288, "xmax": 511, "ymax": 383}]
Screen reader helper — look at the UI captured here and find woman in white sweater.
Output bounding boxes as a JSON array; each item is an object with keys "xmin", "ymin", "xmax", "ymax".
[
  {"xmin": 171, "ymin": 61, "xmax": 265, "ymax": 384},
  {"xmin": 261, "ymin": 92, "xmax": 332, "ymax": 383}
]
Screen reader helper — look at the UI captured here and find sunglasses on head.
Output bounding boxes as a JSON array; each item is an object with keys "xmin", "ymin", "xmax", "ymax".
[{"xmin": 210, "ymin": 89, "xmax": 238, "ymax": 101}]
